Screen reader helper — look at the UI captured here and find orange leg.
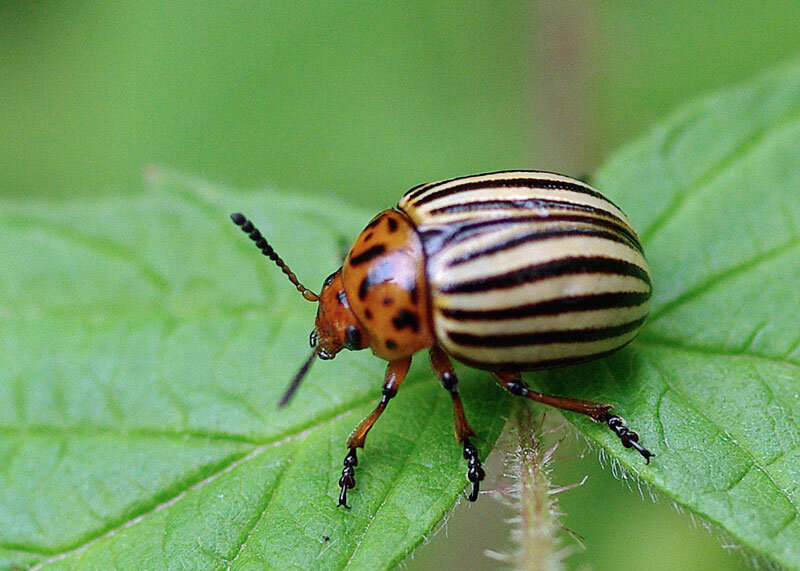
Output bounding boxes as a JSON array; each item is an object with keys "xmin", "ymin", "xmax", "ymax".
[
  {"xmin": 338, "ymin": 357, "xmax": 411, "ymax": 508},
  {"xmin": 492, "ymin": 371, "xmax": 653, "ymax": 463},
  {"xmin": 430, "ymin": 346, "xmax": 485, "ymax": 501}
]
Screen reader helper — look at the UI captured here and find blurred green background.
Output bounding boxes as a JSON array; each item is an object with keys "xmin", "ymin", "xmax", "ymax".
[{"xmin": 3, "ymin": 2, "xmax": 798, "ymax": 569}]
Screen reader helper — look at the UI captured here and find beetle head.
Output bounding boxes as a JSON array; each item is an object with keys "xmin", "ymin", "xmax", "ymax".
[
  {"xmin": 312, "ymin": 269, "xmax": 368, "ymax": 360},
  {"xmin": 231, "ymin": 212, "xmax": 367, "ymax": 407}
]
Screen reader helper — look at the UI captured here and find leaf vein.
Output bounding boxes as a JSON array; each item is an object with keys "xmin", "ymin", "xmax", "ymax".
[
  {"xmin": 224, "ymin": 440, "xmax": 303, "ymax": 569},
  {"xmin": 648, "ymin": 236, "xmax": 800, "ymax": 322},
  {"xmin": 638, "ymin": 336, "xmax": 800, "ymax": 368},
  {"xmin": 22, "ymin": 398, "xmax": 383, "ymax": 567},
  {"xmin": 650, "ymin": 363, "xmax": 800, "ymax": 523},
  {"xmin": 1, "ymin": 211, "xmax": 169, "ymax": 293},
  {"xmin": 344, "ymin": 393, "xmax": 447, "ymax": 568},
  {"xmin": 641, "ymin": 108, "xmax": 800, "ymax": 245}
]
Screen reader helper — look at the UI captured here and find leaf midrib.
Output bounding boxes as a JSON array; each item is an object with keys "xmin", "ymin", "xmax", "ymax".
[{"xmin": 3, "ymin": 380, "xmax": 421, "ymax": 561}]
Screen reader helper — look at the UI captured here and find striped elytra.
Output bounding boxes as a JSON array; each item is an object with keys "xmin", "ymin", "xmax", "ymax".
[
  {"xmin": 230, "ymin": 170, "xmax": 654, "ymax": 509},
  {"xmin": 397, "ymin": 170, "xmax": 651, "ymax": 371}
]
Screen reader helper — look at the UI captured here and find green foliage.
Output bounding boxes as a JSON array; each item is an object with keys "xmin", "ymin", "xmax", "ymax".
[
  {"xmin": 537, "ymin": 59, "xmax": 800, "ymax": 568},
  {"xmin": 0, "ymin": 175, "xmax": 510, "ymax": 569},
  {"xmin": 2, "ymin": 59, "xmax": 800, "ymax": 569}
]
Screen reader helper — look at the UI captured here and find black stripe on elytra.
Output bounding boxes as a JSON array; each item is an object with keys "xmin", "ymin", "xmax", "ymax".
[
  {"xmin": 443, "ymin": 213, "xmax": 642, "ymax": 253},
  {"xmin": 349, "ymin": 244, "xmax": 386, "ymax": 266},
  {"xmin": 447, "ymin": 227, "xmax": 640, "ymax": 267},
  {"xmin": 449, "ymin": 343, "xmax": 633, "ymax": 372},
  {"xmin": 441, "ymin": 291, "xmax": 651, "ymax": 320},
  {"xmin": 447, "ymin": 316, "xmax": 647, "ymax": 348},
  {"xmin": 441, "ymin": 256, "xmax": 651, "ymax": 294},
  {"xmin": 401, "ymin": 171, "xmax": 482, "ymax": 201},
  {"xmin": 429, "ymin": 198, "xmax": 618, "ymax": 219},
  {"xmin": 412, "ymin": 176, "xmax": 611, "ymax": 208},
  {"xmin": 403, "ymin": 181, "xmax": 437, "ymax": 201},
  {"xmin": 410, "ymin": 213, "xmax": 641, "ymax": 259}
]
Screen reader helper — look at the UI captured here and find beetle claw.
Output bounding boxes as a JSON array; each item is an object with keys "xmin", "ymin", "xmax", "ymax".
[
  {"xmin": 338, "ymin": 448, "xmax": 358, "ymax": 508},
  {"xmin": 462, "ymin": 439, "xmax": 485, "ymax": 502},
  {"xmin": 602, "ymin": 414, "xmax": 654, "ymax": 463}
]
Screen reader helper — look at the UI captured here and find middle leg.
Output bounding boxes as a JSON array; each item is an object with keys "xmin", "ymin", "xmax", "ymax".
[{"xmin": 430, "ymin": 345, "xmax": 485, "ymax": 501}]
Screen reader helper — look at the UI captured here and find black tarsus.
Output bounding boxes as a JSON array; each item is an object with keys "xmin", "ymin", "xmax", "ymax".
[
  {"xmin": 600, "ymin": 413, "xmax": 654, "ymax": 463},
  {"xmin": 338, "ymin": 448, "xmax": 358, "ymax": 508},
  {"xmin": 462, "ymin": 438, "xmax": 485, "ymax": 501}
]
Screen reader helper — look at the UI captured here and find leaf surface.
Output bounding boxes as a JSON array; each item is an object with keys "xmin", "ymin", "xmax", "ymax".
[
  {"xmin": 536, "ymin": 60, "xmax": 800, "ymax": 567},
  {"xmin": 3, "ymin": 59, "xmax": 800, "ymax": 569},
  {"xmin": 0, "ymin": 178, "xmax": 510, "ymax": 569}
]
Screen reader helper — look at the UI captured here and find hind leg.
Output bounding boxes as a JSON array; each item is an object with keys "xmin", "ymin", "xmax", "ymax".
[{"xmin": 492, "ymin": 371, "xmax": 653, "ymax": 463}]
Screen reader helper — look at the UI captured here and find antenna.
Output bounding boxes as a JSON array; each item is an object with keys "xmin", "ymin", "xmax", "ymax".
[
  {"xmin": 278, "ymin": 346, "xmax": 319, "ymax": 407},
  {"xmin": 230, "ymin": 213, "xmax": 320, "ymax": 301}
]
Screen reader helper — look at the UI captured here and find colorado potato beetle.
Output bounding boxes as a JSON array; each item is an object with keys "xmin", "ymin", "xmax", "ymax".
[{"xmin": 231, "ymin": 170, "xmax": 653, "ymax": 508}]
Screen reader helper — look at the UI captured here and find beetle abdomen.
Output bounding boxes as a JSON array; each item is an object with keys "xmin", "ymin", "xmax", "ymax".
[{"xmin": 398, "ymin": 171, "xmax": 651, "ymax": 371}]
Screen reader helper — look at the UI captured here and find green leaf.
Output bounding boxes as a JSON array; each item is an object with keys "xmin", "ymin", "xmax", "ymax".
[
  {"xmin": 536, "ymin": 59, "xmax": 800, "ymax": 567},
  {"xmin": 5, "ymin": 58, "xmax": 800, "ymax": 569},
  {"xmin": 0, "ymin": 175, "xmax": 510, "ymax": 569}
]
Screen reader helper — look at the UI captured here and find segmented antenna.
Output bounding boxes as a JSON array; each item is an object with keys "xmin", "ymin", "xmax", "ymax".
[{"xmin": 230, "ymin": 213, "xmax": 319, "ymax": 301}]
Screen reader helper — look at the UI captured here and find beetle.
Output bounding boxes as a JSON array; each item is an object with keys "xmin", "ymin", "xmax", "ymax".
[{"xmin": 231, "ymin": 170, "xmax": 653, "ymax": 508}]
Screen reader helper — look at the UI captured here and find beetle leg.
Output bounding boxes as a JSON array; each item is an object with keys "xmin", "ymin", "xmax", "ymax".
[
  {"xmin": 430, "ymin": 346, "xmax": 485, "ymax": 502},
  {"xmin": 492, "ymin": 372, "xmax": 653, "ymax": 463},
  {"xmin": 338, "ymin": 357, "xmax": 411, "ymax": 508}
]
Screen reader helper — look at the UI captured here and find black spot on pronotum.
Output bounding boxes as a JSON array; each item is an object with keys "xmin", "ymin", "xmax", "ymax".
[
  {"xmin": 365, "ymin": 308, "xmax": 373, "ymax": 320},
  {"xmin": 392, "ymin": 309, "xmax": 420, "ymax": 332},
  {"xmin": 385, "ymin": 339, "xmax": 397, "ymax": 350},
  {"xmin": 365, "ymin": 215, "xmax": 383, "ymax": 230},
  {"xmin": 344, "ymin": 325, "xmax": 362, "ymax": 350},
  {"xmin": 409, "ymin": 284, "xmax": 419, "ymax": 304},
  {"xmin": 358, "ymin": 257, "xmax": 394, "ymax": 301},
  {"xmin": 349, "ymin": 244, "xmax": 386, "ymax": 266},
  {"xmin": 387, "ymin": 217, "xmax": 398, "ymax": 232},
  {"xmin": 382, "ymin": 297, "xmax": 393, "ymax": 306},
  {"xmin": 358, "ymin": 277, "xmax": 370, "ymax": 300}
]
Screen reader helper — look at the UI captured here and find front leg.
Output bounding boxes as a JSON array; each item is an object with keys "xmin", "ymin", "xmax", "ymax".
[
  {"xmin": 338, "ymin": 357, "xmax": 411, "ymax": 508},
  {"xmin": 430, "ymin": 346, "xmax": 485, "ymax": 502}
]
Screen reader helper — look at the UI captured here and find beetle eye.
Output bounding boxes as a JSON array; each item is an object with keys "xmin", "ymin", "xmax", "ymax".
[
  {"xmin": 309, "ymin": 330, "xmax": 318, "ymax": 348},
  {"xmin": 344, "ymin": 325, "xmax": 362, "ymax": 350}
]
